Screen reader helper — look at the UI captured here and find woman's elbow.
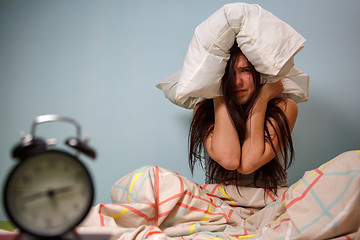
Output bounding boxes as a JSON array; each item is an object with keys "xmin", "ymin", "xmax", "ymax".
[
  {"xmin": 237, "ymin": 160, "xmax": 258, "ymax": 175},
  {"xmin": 216, "ymin": 154, "xmax": 240, "ymax": 170}
]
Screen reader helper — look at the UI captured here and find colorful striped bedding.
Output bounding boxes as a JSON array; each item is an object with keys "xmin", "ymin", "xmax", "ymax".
[{"xmin": 78, "ymin": 150, "xmax": 360, "ymax": 239}]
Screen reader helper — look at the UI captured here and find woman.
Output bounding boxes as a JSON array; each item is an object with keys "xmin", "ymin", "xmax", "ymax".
[
  {"xmin": 79, "ymin": 3, "xmax": 360, "ymax": 236},
  {"xmin": 189, "ymin": 43, "xmax": 298, "ymax": 193},
  {"xmin": 80, "ymin": 43, "xmax": 360, "ymax": 240}
]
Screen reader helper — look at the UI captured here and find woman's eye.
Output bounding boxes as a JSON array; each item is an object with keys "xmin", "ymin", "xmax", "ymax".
[{"xmin": 241, "ymin": 67, "xmax": 250, "ymax": 72}]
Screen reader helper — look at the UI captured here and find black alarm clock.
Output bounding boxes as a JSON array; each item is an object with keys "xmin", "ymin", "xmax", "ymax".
[{"xmin": 3, "ymin": 115, "xmax": 96, "ymax": 240}]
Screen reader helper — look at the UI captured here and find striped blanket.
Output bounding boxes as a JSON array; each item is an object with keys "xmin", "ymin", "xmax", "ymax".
[{"xmin": 79, "ymin": 150, "xmax": 360, "ymax": 239}]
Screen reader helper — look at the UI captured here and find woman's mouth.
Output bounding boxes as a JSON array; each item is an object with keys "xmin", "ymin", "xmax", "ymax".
[{"xmin": 236, "ymin": 89, "xmax": 247, "ymax": 95}]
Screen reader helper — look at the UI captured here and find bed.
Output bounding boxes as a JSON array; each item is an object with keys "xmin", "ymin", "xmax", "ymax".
[{"xmin": 76, "ymin": 150, "xmax": 360, "ymax": 239}]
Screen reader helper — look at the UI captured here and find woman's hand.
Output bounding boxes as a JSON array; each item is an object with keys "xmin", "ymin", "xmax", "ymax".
[{"xmin": 258, "ymin": 80, "xmax": 284, "ymax": 102}]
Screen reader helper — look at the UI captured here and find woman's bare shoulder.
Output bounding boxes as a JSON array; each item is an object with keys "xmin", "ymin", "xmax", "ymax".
[
  {"xmin": 276, "ymin": 98, "xmax": 298, "ymax": 113},
  {"xmin": 275, "ymin": 98, "xmax": 298, "ymax": 130}
]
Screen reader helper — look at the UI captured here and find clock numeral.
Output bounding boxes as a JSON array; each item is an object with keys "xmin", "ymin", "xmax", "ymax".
[
  {"xmin": 74, "ymin": 172, "xmax": 83, "ymax": 181},
  {"xmin": 73, "ymin": 203, "xmax": 79, "ymax": 210},
  {"xmin": 46, "ymin": 218, "xmax": 53, "ymax": 228},
  {"xmin": 19, "ymin": 203, "xmax": 27, "ymax": 212},
  {"xmin": 22, "ymin": 174, "xmax": 30, "ymax": 184},
  {"xmin": 34, "ymin": 165, "xmax": 41, "ymax": 173},
  {"xmin": 62, "ymin": 213, "xmax": 68, "ymax": 222},
  {"xmin": 80, "ymin": 188, "xmax": 86, "ymax": 195},
  {"xmin": 48, "ymin": 160, "xmax": 57, "ymax": 169}
]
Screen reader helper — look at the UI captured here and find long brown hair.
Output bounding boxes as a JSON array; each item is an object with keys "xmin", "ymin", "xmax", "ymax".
[{"xmin": 188, "ymin": 42, "xmax": 294, "ymax": 194}]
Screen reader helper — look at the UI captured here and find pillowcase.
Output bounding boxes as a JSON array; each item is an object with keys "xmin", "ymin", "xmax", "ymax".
[{"xmin": 156, "ymin": 2, "xmax": 309, "ymax": 109}]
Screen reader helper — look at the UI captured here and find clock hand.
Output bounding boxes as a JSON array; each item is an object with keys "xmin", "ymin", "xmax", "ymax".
[
  {"xmin": 23, "ymin": 191, "xmax": 48, "ymax": 202},
  {"xmin": 52, "ymin": 185, "xmax": 74, "ymax": 195},
  {"xmin": 24, "ymin": 186, "xmax": 74, "ymax": 202}
]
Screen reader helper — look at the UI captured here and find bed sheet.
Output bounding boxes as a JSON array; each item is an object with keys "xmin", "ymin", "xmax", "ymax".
[{"xmin": 78, "ymin": 150, "xmax": 360, "ymax": 239}]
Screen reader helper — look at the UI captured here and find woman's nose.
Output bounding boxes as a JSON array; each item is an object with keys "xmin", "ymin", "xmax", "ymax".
[{"xmin": 235, "ymin": 74, "xmax": 244, "ymax": 86}]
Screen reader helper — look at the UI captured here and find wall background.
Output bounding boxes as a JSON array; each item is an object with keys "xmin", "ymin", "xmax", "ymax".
[{"xmin": 0, "ymin": 0, "xmax": 359, "ymax": 220}]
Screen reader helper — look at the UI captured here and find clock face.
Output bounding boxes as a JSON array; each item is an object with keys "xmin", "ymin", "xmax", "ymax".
[{"xmin": 4, "ymin": 150, "xmax": 94, "ymax": 238}]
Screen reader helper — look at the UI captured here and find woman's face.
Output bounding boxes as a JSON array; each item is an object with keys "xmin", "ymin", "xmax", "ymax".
[{"xmin": 234, "ymin": 53, "xmax": 255, "ymax": 105}]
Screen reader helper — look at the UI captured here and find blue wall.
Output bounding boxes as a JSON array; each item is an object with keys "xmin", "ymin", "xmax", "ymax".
[{"xmin": 1, "ymin": 0, "xmax": 359, "ymax": 220}]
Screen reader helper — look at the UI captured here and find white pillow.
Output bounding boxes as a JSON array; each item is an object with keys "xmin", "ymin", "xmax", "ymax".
[{"xmin": 157, "ymin": 3, "xmax": 309, "ymax": 109}]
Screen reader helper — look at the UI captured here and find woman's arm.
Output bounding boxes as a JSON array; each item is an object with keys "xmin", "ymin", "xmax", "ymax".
[
  {"xmin": 203, "ymin": 96, "xmax": 241, "ymax": 170},
  {"xmin": 200, "ymin": 81, "xmax": 297, "ymax": 173},
  {"xmin": 238, "ymin": 81, "xmax": 298, "ymax": 174}
]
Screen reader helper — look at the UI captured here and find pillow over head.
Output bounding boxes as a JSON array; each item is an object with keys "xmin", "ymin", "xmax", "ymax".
[{"xmin": 157, "ymin": 3, "xmax": 309, "ymax": 109}]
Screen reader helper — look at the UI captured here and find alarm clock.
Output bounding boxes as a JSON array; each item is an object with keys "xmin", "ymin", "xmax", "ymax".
[{"xmin": 3, "ymin": 115, "xmax": 96, "ymax": 239}]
